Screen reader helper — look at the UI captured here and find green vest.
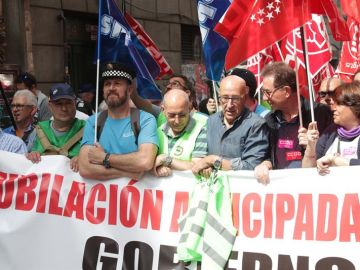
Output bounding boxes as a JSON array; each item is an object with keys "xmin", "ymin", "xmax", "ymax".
[
  {"xmin": 32, "ymin": 119, "xmax": 86, "ymax": 158},
  {"xmin": 157, "ymin": 111, "xmax": 208, "ymax": 127},
  {"xmin": 157, "ymin": 117, "xmax": 205, "ymax": 161},
  {"xmin": 177, "ymin": 173, "xmax": 237, "ymax": 269}
]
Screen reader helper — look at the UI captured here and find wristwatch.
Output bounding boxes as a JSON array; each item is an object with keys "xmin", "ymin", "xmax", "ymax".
[
  {"xmin": 103, "ymin": 153, "xmax": 111, "ymax": 168},
  {"xmin": 163, "ymin": 155, "xmax": 173, "ymax": 167},
  {"xmin": 213, "ymin": 156, "xmax": 223, "ymax": 170}
]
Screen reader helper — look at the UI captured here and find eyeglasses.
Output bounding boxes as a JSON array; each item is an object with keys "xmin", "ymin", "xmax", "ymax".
[
  {"xmin": 10, "ymin": 104, "xmax": 34, "ymax": 110},
  {"xmin": 318, "ymin": 91, "xmax": 335, "ymax": 98},
  {"xmin": 219, "ymin": 95, "xmax": 243, "ymax": 103},
  {"xmin": 261, "ymin": 85, "xmax": 286, "ymax": 98},
  {"xmin": 165, "ymin": 80, "xmax": 186, "ymax": 90}
]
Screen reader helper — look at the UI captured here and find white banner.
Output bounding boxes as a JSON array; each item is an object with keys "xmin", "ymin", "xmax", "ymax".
[{"xmin": 1, "ymin": 151, "xmax": 360, "ymax": 270}]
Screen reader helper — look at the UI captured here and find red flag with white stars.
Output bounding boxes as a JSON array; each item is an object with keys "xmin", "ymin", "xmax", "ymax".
[{"xmin": 215, "ymin": 0, "xmax": 312, "ymax": 70}]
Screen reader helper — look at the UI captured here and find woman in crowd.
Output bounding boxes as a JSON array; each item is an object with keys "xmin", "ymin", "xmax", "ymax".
[{"xmin": 302, "ymin": 81, "xmax": 360, "ymax": 174}]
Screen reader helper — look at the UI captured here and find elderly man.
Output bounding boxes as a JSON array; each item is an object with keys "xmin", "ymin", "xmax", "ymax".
[
  {"xmin": 15, "ymin": 72, "xmax": 52, "ymax": 122},
  {"xmin": 254, "ymin": 62, "xmax": 333, "ymax": 184},
  {"xmin": 230, "ymin": 68, "xmax": 270, "ymax": 117},
  {"xmin": 192, "ymin": 75, "xmax": 269, "ymax": 176},
  {"xmin": 154, "ymin": 89, "xmax": 207, "ymax": 177},
  {"xmin": 4, "ymin": 90, "xmax": 37, "ymax": 151},
  {"xmin": 318, "ymin": 77, "xmax": 342, "ymax": 108},
  {"xmin": 79, "ymin": 62, "xmax": 158, "ymax": 180},
  {"xmin": 26, "ymin": 84, "xmax": 86, "ymax": 172}
]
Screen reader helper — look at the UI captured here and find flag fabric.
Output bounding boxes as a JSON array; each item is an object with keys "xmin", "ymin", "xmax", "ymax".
[
  {"xmin": 99, "ymin": 0, "xmax": 163, "ymax": 99},
  {"xmin": 309, "ymin": 0, "xmax": 350, "ymax": 41},
  {"xmin": 197, "ymin": 0, "xmax": 231, "ymax": 81},
  {"xmin": 246, "ymin": 43, "xmax": 284, "ymax": 83},
  {"xmin": 337, "ymin": 17, "xmax": 360, "ymax": 82},
  {"xmin": 280, "ymin": 15, "xmax": 332, "ymax": 99},
  {"xmin": 341, "ymin": 0, "xmax": 360, "ymax": 23},
  {"xmin": 214, "ymin": 0, "xmax": 312, "ymax": 70},
  {"xmin": 281, "ymin": 15, "xmax": 332, "ymax": 78},
  {"xmin": 124, "ymin": 12, "xmax": 173, "ymax": 79}
]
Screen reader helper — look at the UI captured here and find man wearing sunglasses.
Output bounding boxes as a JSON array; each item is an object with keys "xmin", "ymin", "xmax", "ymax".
[
  {"xmin": 192, "ymin": 75, "xmax": 269, "ymax": 177},
  {"xmin": 254, "ymin": 62, "xmax": 333, "ymax": 184},
  {"xmin": 318, "ymin": 77, "xmax": 342, "ymax": 108}
]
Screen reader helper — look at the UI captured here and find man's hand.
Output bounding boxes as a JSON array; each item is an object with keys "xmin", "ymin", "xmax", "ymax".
[
  {"xmin": 88, "ymin": 143, "xmax": 106, "ymax": 165},
  {"xmin": 26, "ymin": 151, "xmax": 41, "ymax": 163},
  {"xmin": 192, "ymin": 156, "xmax": 215, "ymax": 178},
  {"xmin": 154, "ymin": 165, "xmax": 172, "ymax": 177},
  {"xmin": 70, "ymin": 156, "xmax": 79, "ymax": 172},
  {"xmin": 254, "ymin": 162, "xmax": 271, "ymax": 185}
]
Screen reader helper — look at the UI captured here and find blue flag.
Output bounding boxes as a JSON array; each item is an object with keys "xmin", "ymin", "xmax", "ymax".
[
  {"xmin": 197, "ymin": 0, "xmax": 230, "ymax": 81},
  {"xmin": 99, "ymin": 0, "xmax": 162, "ymax": 99}
]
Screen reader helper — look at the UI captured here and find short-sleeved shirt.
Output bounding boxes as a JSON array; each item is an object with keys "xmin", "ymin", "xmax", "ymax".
[
  {"xmin": 0, "ymin": 129, "xmax": 27, "ymax": 154},
  {"xmin": 81, "ymin": 110, "xmax": 159, "ymax": 154}
]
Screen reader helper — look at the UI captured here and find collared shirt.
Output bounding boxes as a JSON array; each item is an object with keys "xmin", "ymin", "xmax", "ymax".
[
  {"xmin": 0, "ymin": 129, "xmax": 27, "ymax": 154},
  {"xmin": 3, "ymin": 124, "xmax": 36, "ymax": 152},
  {"xmin": 161, "ymin": 117, "xmax": 207, "ymax": 158},
  {"xmin": 207, "ymin": 108, "xmax": 269, "ymax": 170}
]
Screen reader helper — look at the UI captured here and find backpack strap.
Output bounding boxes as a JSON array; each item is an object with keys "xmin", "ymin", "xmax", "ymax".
[
  {"xmin": 35, "ymin": 125, "xmax": 61, "ymax": 155},
  {"xmin": 130, "ymin": 108, "xmax": 140, "ymax": 146},
  {"xmin": 97, "ymin": 110, "xmax": 108, "ymax": 142},
  {"xmin": 59, "ymin": 127, "xmax": 84, "ymax": 156},
  {"xmin": 96, "ymin": 108, "xmax": 141, "ymax": 145}
]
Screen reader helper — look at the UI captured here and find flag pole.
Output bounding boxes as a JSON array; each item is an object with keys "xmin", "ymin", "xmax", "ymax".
[
  {"xmin": 94, "ymin": 0, "xmax": 103, "ymax": 144},
  {"xmin": 257, "ymin": 53, "xmax": 261, "ymax": 104},
  {"xmin": 300, "ymin": 25, "xmax": 315, "ymax": 122},
  {"xmin": 212, "ymin": 81, "xmax": 219, "ymax": 112},
  {"xmin": 293, "ymin": 30, "xmax": 303, "ymax": 128}
]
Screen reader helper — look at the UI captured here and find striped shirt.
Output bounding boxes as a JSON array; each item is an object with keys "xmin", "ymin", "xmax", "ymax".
[
  {"xmin": 162, "ymin": 117, "xmax": 207, "ymax": 158},
  {"xmin": 0, "ymin": 129, "xmax": 27, "ymax": 154}
]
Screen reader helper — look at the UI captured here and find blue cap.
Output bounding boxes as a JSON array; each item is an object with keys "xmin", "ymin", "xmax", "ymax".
[
  {"xmin": 78, "ymin": 83, "xmax": 95, "ymax": 94},
  {"xmin": 49, "ymin": 83, "xmax": 76, "ymax": 101}
]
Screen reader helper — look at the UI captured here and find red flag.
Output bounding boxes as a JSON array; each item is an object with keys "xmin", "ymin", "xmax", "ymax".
[
  {"xmin": 215, "ymin": 0, "xmax": 312, "ymax": 70},
  {"xmin": 340, "ymin": 0, "xmax": 360, "ymax": 23},
  {"xmin": 247, "ymin": 43, "xmax": 283, "ymax": 83},
  {"xmin": 282, "ymin": 15, "xmax": 332, "ymax": 78},
  {"xmin": 309, "ymin": 0, "xmax": 350, "ymax": 41},
  {"xmin": 337, "ymin": 17, "xmax": 360, "ymax": 81},
  {"xmin": 124, "ymin": 12, "xmax": 173, "ymax": 79}
]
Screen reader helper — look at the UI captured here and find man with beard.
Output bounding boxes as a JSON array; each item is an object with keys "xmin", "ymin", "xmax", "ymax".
[
  {"xmin": 79, "ymin": 63, "xmax": 158, "ymax": 180},
  {"xmin": 192, "ymin": 75, "xmax": 269, "ymax": 177}
]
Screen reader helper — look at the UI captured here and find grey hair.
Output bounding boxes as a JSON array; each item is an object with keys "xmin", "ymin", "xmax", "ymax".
[{"xmin": 13, "ymin": 90, "xmax": 37, "ymax": 107}]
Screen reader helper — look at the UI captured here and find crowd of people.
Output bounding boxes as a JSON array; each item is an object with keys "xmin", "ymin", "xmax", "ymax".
[{"xmin": 1, "ymin": 61, "xmax": 359, "ymax": 184}]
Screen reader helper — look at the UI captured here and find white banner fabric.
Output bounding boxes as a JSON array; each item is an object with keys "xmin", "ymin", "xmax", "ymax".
[{"xmin": 1, "ymin": 151, "xmax": 360, "ymax": 270}]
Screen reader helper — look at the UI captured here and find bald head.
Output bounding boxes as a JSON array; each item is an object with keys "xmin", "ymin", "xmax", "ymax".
[
  {"xmin": 219, "ymin": 75, "xmax": 248, "ymax": 125},
  {"xmin": 163, "ymin": 88, "xmax": 190, "ymax": 108},
  {"xmin": 319, "ymin": 78, "xmax": 342, "ymax": 92},
  {"xmin": 220, "ymin": 75, "xmax": 248, "ymax": 97},
  {"xmin": 162, "ymin": 89, "xmax": 191, "ymax": 135},
  {"xmin": 319, "ymin": 77, "xmax": 342, "ymax": 107}
]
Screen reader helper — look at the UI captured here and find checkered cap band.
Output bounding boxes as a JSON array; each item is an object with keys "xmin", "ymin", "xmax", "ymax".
[{"xmin": 102, "ymin": 70, "xmax": 133, "ymax": 81}]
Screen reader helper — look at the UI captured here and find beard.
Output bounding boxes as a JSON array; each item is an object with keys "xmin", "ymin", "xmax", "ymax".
[{"xmin": 105, "ymin": 93, "xmax": 128, "ymax": 109}]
